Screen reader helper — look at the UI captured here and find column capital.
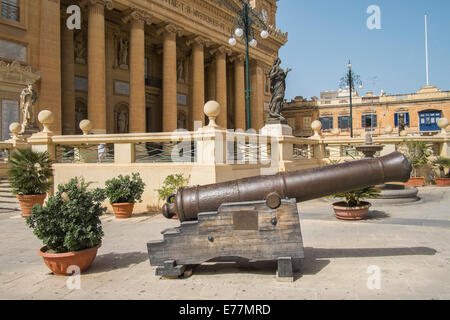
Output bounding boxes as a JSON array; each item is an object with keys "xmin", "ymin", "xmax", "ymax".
[
  {"xmin": 229, "ymin": 53, "xmax": 245, "ymax": 63},
  {"xmin": 156, "ymin": 23, "xmax": 184, "ymax": 37},
  {"xmin": 210, "ymin": 45, "xmax": 232, "ymax": 57},
  {"xmin": 186, "ymin": 36, "xmax": 211, "ymax": 48},
  {"xmin": 122, "ymin": 8, "xmax": 152, "ymax": 25},
  {"xmin": 81, "ymin": 0, "xmax": 114, "ymax": 10}
]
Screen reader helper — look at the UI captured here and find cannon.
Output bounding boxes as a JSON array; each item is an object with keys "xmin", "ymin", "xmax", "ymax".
[{"xmin": 147, "ymin": 152, "xmax": 411, "ymax": 281}]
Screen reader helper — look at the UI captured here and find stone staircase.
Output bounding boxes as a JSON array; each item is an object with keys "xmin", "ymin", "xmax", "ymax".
[{"xmin": 0, "ymin": 178, "xmax": 20, "ymax": 211}]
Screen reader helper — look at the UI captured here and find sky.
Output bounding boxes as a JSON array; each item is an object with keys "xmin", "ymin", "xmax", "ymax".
[{"xmin": 276, "ymin": 0, "xmax": 450, "ymax": 101}]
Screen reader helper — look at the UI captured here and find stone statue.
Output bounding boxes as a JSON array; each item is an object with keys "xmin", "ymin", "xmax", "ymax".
[
  {"xmin": 118, "ymin": 37, "xmax": 129, "ymax": 68},
  {"xmin": 74, "ymin": 31, "xmax": 86, "ymax": 64},
  {"xmin": 117, "ymin": 110, "xmax": 129, "ymax": 133},
  {"xmin": 19, "ymin": 84, "xmax": 38, "ymax": 133},
  {"xmin": 267, "ymin": 57, "xmax": 291, "ymax": 123}
]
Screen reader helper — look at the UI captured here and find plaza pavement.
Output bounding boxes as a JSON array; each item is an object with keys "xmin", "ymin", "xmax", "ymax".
[{"xmin": 0, "ymin": 187, "xmax": 449, "ymax": 300}]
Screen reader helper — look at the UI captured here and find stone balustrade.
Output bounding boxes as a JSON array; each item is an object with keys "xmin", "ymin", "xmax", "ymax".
[{"xmin": 1, "ymin": 107, "xmax": 448, "ymax": 211}]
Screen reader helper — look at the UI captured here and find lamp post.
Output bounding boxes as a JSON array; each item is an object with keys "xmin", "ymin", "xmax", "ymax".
[
  {"xmin": 340, "ymin": 61, "xmax": 362, "ymax": 138},
  {"xmin": 218, "ymin": 0, "xmax": 269, "ymax": 130}
]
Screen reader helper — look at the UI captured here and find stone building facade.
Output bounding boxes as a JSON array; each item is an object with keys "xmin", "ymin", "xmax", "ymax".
[
  {"xmin": 0, "ymin": 0, "xmax": 287, "ymax": 137},
  {"xmin": 283, "ymin": 85, "xmax": 450, "ymax": 137}
]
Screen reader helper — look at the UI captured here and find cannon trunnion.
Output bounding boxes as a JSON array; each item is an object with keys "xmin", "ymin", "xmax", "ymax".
[{"xmin": 147, "ymin": 152, "xmax": 412, "ymax": 281}]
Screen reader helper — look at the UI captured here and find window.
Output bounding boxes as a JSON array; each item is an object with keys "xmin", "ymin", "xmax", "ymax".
[
  {"xmin": 394, "ymin": 112, "xmax": 410, "ymax": 127},
  {"xmin": 1, "ymin": 0, "xmax": 19, "ymax": 22},
  {"xmin": 419, "ymin": 110, "xmax": 442, "ymax": 132},
  {"xmin": 287, "ymin": 118, "xmax": 296, "ymax": 131},
  {"xmin": 320, "ymin": 117, "xmax": 333, "ymax": 130},
  {"xmin": 303, "ymin": 116, "xmax": 312, "ymax": 129},
  {"xmin": 338, "ymin": 116, "xmax": 350, "ymax": 129},
  {"xmin": 361, "ymin": 114, "xmax": 377, "ymax": 128}
]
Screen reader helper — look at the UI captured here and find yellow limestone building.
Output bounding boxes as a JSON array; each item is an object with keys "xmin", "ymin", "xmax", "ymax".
[{"xmin": 0, "ymin": 0, "xmax": 287, "ymax": 139}]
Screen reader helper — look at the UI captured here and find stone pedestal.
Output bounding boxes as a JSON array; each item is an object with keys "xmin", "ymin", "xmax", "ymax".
[{"xmin": 261, "ymin": 123, "xmax": 293, "ymax": 136}]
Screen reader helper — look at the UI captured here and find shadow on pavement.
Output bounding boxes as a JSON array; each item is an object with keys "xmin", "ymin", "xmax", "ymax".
[
  {"xmin": 188, "ymin": 246, "xmax": 436, "ymax": 281},
  {"xmin": 85, "ymin": 251, "xmax": 149, "ymax": 274},
  {"xmin": 305, "ymin": 246, "xmax": 437, "ymax": 259},
  {"xmin": 365, "ymin": 210, "xmax": 390, "ymax": 220}
]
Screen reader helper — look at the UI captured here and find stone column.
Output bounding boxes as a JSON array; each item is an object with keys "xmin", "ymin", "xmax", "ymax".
[
  {"xmin": 125, "ymin": 11, "xmax": 150, "ymax": 133},
  {"xmin": 87, "ymin": 0, "xmax": 112, "ymax": 134},
  {"xmin": 160, "ymin": 25, "xmax": 179, "ymax": 132},
  {"xmin": 39, "ymin": 0, "xmax": 61, "ymax": 134},
  {"xmin": 250, "ymin": 60, "xmax": 265, "ymax": 131},
  {"xmin": 61, "ymin": 14, "xmax": 76, "ymax": 135},
  {"xmin": 213, "ymin": 47, "xmax": 228, "ymax": 129},
  {"xmin": 189, "ymin": 37, "xmax": 206, "ymax": 127},
  {"xmin": 233, "ymin": 54, "xmax": 246, "ymax": 131}
]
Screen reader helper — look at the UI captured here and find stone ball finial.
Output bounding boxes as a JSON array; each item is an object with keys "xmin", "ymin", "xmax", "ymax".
[
  {"xmin": 384, "ymin": 125, "xmax": 393, "ymax": 135},
  {"xmin": 331, "ymin": 128, "xmax": 341, "ymax": 137},
  {"xmin": 37, "ymin": 110, "xmax": 54, "ymax": 133},
  {"xmin": 79, "ymin": 119, "xmax": 93, "ymax": 135},
  {"xmin": 437, "ymin": 118, "xmax": 448, "ymax": 134},
  {"xmin": 311, "ymin": 120, "xmax": 322, "ymax": 137},
  {"xmin": 9, "ymin": 122, "xmax": 21, "ymax": 140},
  {"xmin": 204, "ymin": 101, "xmax": 220, "ymax": 128}
]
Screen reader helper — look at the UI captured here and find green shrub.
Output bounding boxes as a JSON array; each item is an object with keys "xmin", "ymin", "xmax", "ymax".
[
  {"xmin": 156, "ymin": 174, "xmax": 190, "ymax": 203},
  {"xmin": 104, "ymin": 173, "xmax": 145, "ymax": 204},
  {"xmin": 331, "ymin": 186, "xmax": 381, "ymax": 207},
  {"xmin": 26, "ymin": 177, "xmax": 106, "ymax": 253},
  {"xmin": 399, "ymin": 141, "xmax": 432, "ymax": 177},
  {"xmin": 432, "ymin": 156, "xmax": 450, "ymax": 178},
  {"xmin": 7, "ymin": 149, "xmax": 53, "ymax": 195}
]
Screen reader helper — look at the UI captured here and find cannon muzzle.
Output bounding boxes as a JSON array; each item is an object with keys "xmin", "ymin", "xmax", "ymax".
[{"xmin": 163, "ymin": 151, "xmax": 411, "ymax": 222}]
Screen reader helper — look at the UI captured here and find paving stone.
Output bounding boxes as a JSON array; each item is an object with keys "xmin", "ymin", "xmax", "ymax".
[{"xmin": 0, "ymin": 187, "xmax": 449, "ymax": 299}]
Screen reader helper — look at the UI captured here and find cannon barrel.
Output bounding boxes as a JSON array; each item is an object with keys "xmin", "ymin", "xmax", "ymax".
[{"xmin": 163, "ymin": 151, "xmax": 412, "ymax": 222}]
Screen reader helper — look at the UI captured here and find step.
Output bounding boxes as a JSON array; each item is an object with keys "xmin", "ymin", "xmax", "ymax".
[
  {"xmin": 0, "ymin": 203, "xmax": 21, "ymax": 211},
  {"xmin": 0, "ymin": 197, "xmax": 19, "ymax": 204},
  {"xmin": 0, "ymin": 192, "xmax": 16, "ymax": 198},
  {"xmin": 0, "ymin": 188, "xmax": 13, "ymax": 192}
]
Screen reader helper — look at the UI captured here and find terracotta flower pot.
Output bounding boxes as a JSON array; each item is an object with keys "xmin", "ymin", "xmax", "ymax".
[
  {"xmin": 17, "ymin": 194, "xmax": 47, "ymax": 218},
  {"xmin": 435, "ymin": 178, "xmax": 450, "ymax": 187},
  {"xmin": 111, "ymin": 202, "xmax": 135, "ymax": 219},
  {"xmin": 332, "ymin": 201, "xmax": 371, "ymax": 220},
  {"xmin": 404, "ymin": 177, "xmax": 425, "ymax": 187},
  {"xmin": 38, "ymin": 244, "xmax": 101, "ymax": 276}
]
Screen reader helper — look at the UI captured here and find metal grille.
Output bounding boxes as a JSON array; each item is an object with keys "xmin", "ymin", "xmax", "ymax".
[
  {"xmin": 0, "ymin": 148, "xmax": 10, "ymax": 163},
  {"xmin": 293, "ymin": 144, "xmax": 313, "ymax": 160},
  {"xmin": 1, "ymin": 0, "xmax": 19, "ymax": 21},
  {"xmin": 135, "ymin": 142, "xmax": 196, "ymax": 163},
  {"xmin": 56, "ymin": 144, "xmax": 114, "ymax": 163},
  {"xmin": 232, "ymin": 141, "xmax": 271, "ymax": 163}
]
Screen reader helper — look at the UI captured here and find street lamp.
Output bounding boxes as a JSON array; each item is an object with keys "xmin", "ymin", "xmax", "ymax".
[
  {"xmin": 340, "ymin": 60, "xmax": 362, "ymax": 138},
  {"xmin": 215, "ymin": 0, "xmax": 270, "ymax": 130}
]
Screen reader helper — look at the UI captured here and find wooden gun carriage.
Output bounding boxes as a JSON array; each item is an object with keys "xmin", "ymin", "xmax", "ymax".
[{"xmin": 147, "ymin": 152, "xmax": 412, "ymax": 281}]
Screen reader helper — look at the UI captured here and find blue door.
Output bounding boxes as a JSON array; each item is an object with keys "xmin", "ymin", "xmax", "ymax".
[{"xmin": 419, "ymin": 110, "xmax": 442, "ymax": 132}]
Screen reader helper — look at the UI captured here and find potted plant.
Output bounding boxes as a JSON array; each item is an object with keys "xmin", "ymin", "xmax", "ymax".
[
  {"xmin": 432, "ymin": 157, "xmax": 450, "ymax": 186},
  {"xmin": 7, "ymin": 149, "xmax": 53, "ymax": 217},
  {"xmin": 399, "ymin": 141, "xmax": 432, "ymax": 187},
  {"xmin": 26, "ymin": 177, "xmax": 106, "ymax": 275},
  {"xmin": 104, "ymin": 173, "xmax": 145, "ymax": 219},
  {"xmin": 156, "ymin": 174, "xmax": 190, "ymax": 220},
  {"xmin": 330, "ymin": 186, "xmax": 381, "ymax": 220}
]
